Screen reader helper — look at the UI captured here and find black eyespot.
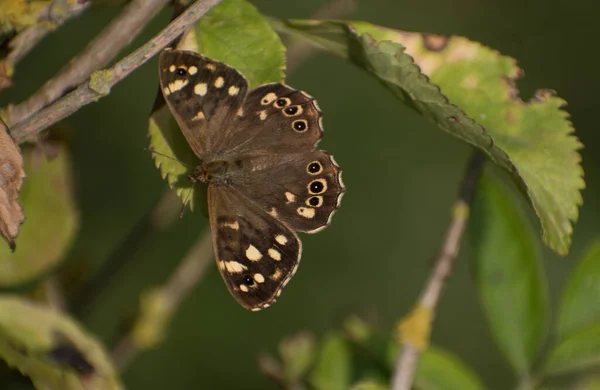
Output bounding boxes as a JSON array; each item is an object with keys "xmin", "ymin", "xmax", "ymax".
[
  {"xmin": 309, "ymin": 197, "xmax": 320, "ymax": 207},
  {"xmin": 176, "ymin": 67, "xmax": 187, "ymax": 76},
  {"xmin": 310, "ymin": 181, "xmax": 324, "ymax": 194},
  {"xmin": 308, "ymin": 162, "xmax": 321, "ymax": 174},
  {"xmin": 285, "ymin": 106, "xmax": 299, "ymax": 115},
  {"xmin": 275, "ymin": 98, "xmax": 288, "ymax": 107},
  {"xmin": 293, "ymin": 120, "xmax": 307, "ymax": 132},
  {"xmin": 243, "ymin": 275, "xmax": 254, "ymax": 286}
]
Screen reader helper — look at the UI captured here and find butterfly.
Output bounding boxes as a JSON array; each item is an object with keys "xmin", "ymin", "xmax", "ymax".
[{"xmin": 157, "ymin": 49, "xmax": 344, "ymax": 311}]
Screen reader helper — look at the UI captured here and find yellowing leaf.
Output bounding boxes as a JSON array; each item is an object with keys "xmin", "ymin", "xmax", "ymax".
[{"xmin": 271, "ymin": 19, "xmax": 583, "ymax": 256}]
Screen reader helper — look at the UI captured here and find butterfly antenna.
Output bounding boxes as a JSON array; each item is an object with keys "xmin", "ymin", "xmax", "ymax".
[{"xmin": 144, "ymin": 147, "xmax": 193, "ymax": 169}]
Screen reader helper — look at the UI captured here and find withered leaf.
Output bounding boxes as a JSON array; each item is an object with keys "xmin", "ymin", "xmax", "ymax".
[{"xmin": 0, "ymin": 119, "xmax": 25, "ymax": 251}]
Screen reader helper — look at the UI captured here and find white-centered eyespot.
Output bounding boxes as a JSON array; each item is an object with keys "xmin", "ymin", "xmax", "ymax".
[
  {"xmin": 306, "ymin": 196, "xmax": 323, "ymax": 208},
  {"xmin": 292, "ymin": 119, "xmax": 308, "ymax": 133},
  {"xmin": 307, "ymin": 178, "xmax": 327, "ymax": 194},
  {"xmin": 274, "ymin": 97, "xmax": 291, "ymax": 108},
  {"xmin": 282, "ymin": 105, "xmax": 302, "ymax": 117},
  {"xmin": 306, "ymin": 161, "xmax": 323, "ymax": 175}
]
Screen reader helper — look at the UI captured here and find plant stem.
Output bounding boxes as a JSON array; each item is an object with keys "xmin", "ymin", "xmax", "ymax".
[
  {"xmin": 8, "ymin": 0, "xmax": 169, "ymax": 125},
  {"xmin": 2, "ymin": 0, "xmax": 91, "ymax": 92},
  {"xmin": 110, "ymin": 228, "xmax": 213, "ymax": 371},
  {"xmin": 10, "ymin": 0, "xmax": 223, "ymax": 143},
  {"xmin": 391, "ymin": 150, "xmax": 485, "ymax": 390}
]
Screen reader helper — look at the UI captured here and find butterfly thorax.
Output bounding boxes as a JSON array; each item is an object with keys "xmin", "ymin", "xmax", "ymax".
[{"xmin": 189, "ymin": 160, "xmax": 232, "ymax": 185}]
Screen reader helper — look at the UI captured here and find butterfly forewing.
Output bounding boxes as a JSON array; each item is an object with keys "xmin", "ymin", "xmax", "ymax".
[
  {"xmin": 216, "ymin": 83, "xmax": 324, "ymax": 157},
  {"xmin": 208, "ymin": 185, "xmax": 302, "ymax": 311},
  {"xmin": 158, "ymin": 49, "xmax": 249, "ymax": 158}
]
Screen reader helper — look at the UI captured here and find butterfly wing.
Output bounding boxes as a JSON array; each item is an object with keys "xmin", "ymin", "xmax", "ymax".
[
  {"xmin": 208, "ymin": 184, "xmax": 302, "ymax": 311},
  {"xmin": 214, "ymin": 83, "xmax": 324, "ymax": 157},
  {"xmin": 158, "ymin": 49, "xmax": 249, "ymax": 158},
  {"xmin": 230, "ymin": 150, "xmax": 344, "ymax": 233}
]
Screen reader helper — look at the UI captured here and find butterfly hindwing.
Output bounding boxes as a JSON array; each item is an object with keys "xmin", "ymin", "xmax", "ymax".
[
  {"xmin": 158, "ymin": 49, "xmax": 249, "ymax": 158},
  {"xmin": 230, "ymin": 150, "xmax": 344, "ymax": 233},
  {"xmin": 208, "ymin": 185, "xmax": 302, "ymax": 311}
]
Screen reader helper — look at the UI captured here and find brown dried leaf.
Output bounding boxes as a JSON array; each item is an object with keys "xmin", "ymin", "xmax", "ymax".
[{"xmin": 0, "ymin": 119, "xmax": 25, "ymax": 251}]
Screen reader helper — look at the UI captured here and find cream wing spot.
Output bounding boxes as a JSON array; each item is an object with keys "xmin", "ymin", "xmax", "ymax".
[
  {"xmin": 225, "ymin": 261, "xmax": 247, "ymax": 273},
  {"xmin": 214, "ymin": 76, "xmax": 224, "ymax": 88},
  {"xmin": 167, "ymin": 79, "xmax": 189, "ymax": 93},
  {"xmin": 268, "ymin": 248, "xmax": 282, "ymax": 261},
  {"xmin": 223, "ymin": 221, "xmax": 239, "ymax": 230},
  {"xmin": 271, "ymin": 269, "xmax": 282, "ymax": 280},
  {"xmin": 162, "ymin": 87, "xmax": 171, "ymax": 96},
  {"xmin": 254, "ymin": 273, "xmax": 265, "ymax": 284},
  {"xmin": 268, "ymin": 208, "xmax": 278, "ymax": 217},
  {"xmin": 192, "ymin": 111, "xmax": 205, "ymax": 121},
  {"xmin": 261, "ymin": 92, "xmax": 277, "ymax": 105},
  {"xmin": 240, "ymin": 284, "xmax": 249, "ymax": 293},
  {"xmin": 168, "ymin": 65, "xmax": 176, "ymax": 72},
  {"xmin": 258, "ymin": 110, "xmax": 267, "ymax": 120},
  {"xmin": 297, "ymin": 207, "xmax": 316, "ymax": 219},
  {"xmin": 188, "ymin": 66, "xmax": 198, "ymax": 75},
  {"xmin": 246, "ymin": 245, "xmax": 263, "ymax": 261},
  {"xmin": 194, "ymin": 83, "xmax": 207, "ymax": 96},
  {"xmin": 205, "ymin": 63, "xmax": 216, "ymax": 71},
  {"xmin": 228, "ymin": 85, "xmax": 240, "ymax": 96},
  {"xmin": 275, "ymin": 235, "xmax": 288, "ymax": 245},
  {"xmin": 285, "ymin": 192, "xmax": 296, "ymax": 203}
]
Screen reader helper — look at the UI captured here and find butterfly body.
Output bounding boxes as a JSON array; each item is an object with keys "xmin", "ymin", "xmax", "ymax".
[{"xmin": 158, "ymin": 49, "xmax": 344, "ymax": 311}]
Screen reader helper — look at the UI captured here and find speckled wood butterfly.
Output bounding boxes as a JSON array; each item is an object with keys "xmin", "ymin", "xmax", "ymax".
[{"xmin": 158, "ymin": 49, "xmax": 345, "ymax": 311}]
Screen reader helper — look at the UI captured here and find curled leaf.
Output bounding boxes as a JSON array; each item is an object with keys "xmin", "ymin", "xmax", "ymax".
[
  {"xmin": 0, "ymin": 143, "xmax": 78, "ymax": 286},
  {"xmin": 0, "ymin": 119, "xmax": 24, "ymax": 251},
  {"xmin": 0, "ymin": 295, "xmax": 122, "ymax": 390}
]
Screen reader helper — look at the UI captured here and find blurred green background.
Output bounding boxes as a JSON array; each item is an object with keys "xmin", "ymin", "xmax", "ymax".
[{"xmin": 2, "ymin": 0, "xmax": 599, "ymax": 388}]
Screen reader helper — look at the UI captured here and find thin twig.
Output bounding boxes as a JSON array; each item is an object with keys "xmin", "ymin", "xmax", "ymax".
[
  {"xmin": 284, "ymin": 0, "xmax": 356, "ymax": 73},
  {"xmin": 111, "ymin": 228, "xmax": 213, "ymax": 371},
  {"xmin": 3, "ymin": 0, "xmax": 91, "ymax": 81},
  {"xmin": 391, "ymin": 151, "xmax": 485, "ymax": 390},
  {"xmin": 10, "ymin": 0, "xmax": 223, "ymax": 143},
  {"xmin": 8, "ymin": 0, "xmax": 170, "ymax": 126}
]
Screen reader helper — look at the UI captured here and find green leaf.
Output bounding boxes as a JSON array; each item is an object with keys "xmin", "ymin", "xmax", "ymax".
[
  {"xmin": 0, "ymin": 145, "xmax": 78, "ymax": 286},
  {"xmin": 471, "ymin": 173, "xmax": 548, "ymax": 374},
  {"xmin": 557, "ymin": 240, "xmax": 600, "ymax": 338},
  {"xmin": 309, "ymin": 333, "xmax": 352, "ymax": 390},
  {"xmin": 0, "ymin": 295, "xmax": 122, "ymax": 389},
  {"xmin": 279, "ymin": 332, "xmax": 317, "ymax": 383},
  {"xmin": 414, "ymin": 346, "xmax": 485, "ymax": 390},
  {"xmin": 270, "ymin": 19, "xmax": 583, "ymax": 256},
  {"xmin": 148, "ymin": 0, "xmax": 286, "ymax": 210},
  {"xmin": 544, "ymin": 322, "xmax": 600, "ymax": 375}
]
